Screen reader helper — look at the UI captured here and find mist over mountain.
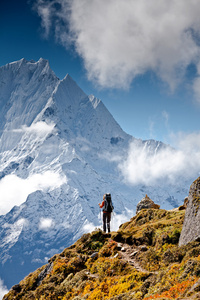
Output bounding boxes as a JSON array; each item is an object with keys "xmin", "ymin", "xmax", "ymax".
[{"xmin": 0, "ymin": 59, "xmax": 190, "ymax": 290}]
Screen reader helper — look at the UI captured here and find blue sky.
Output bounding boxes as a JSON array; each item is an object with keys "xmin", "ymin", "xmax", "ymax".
[{"xmin": 1, "ymin": 0, "xmax": 200, "ymax": 145}]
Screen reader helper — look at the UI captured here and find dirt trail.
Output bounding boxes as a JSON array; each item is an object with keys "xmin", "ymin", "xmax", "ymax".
[{"xmin": 117, "ymin": 243, "xmax": 152, "ymax": 274}]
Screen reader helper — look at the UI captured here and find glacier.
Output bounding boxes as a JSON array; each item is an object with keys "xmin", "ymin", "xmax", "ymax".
[{"xmin": 0, "ymin": 58, "xmax": 191, "ymax": 289}]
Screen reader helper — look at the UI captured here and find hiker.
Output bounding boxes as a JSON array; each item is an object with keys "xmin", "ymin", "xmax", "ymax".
[{"xmin": 99, "ymin": 193, "xmax": 114, "ymax": 233}]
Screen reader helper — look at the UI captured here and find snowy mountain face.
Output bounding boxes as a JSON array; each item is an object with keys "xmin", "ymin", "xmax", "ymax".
[{"xmin": 0, "ymin": 59, "xmax": 189, "ymax": 289}]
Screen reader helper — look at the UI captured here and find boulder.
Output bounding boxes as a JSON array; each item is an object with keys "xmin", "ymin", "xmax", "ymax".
[
  {"xmin": 36, "ymin": 262, "xmax": 53, "ymax": 286},
  {"xmin": 136, "ymin": 194, "xmax": 160, "ymax": 214},
  {"xmin": 178, "ymin": 197, "xmax": 188, "ymax": 211},
  {"xmin": 179, "ymin": 177, "xmax": 200, "ymax": 246},
  {"xmin": 90, "ymin": 252, "xmax": 98, "ymax": 259},
  {"xmin": 12, "ymin": 284, "xmax": 21, "ymax": 293}
]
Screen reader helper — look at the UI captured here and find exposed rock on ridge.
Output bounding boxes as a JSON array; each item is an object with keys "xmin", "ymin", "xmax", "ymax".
[
  {"xmin": 179, "ymin": 177, "xmax": 200, "ymax": 246},
  {"xmin": 136, "ymin": 194, "xmax": 160, "ymax": 214}
]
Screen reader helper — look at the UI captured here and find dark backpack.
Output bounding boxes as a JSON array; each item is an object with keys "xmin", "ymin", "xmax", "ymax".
[{"xmin": 104, "ymin": 193, "xmax": 114, "ymax": 212}]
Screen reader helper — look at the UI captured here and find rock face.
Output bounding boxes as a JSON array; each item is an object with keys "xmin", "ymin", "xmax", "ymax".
[
  {"xmin": 179, "ymin": 177, "xmax": 200, "ymax": 246},
  {"xmin": 136, "ymin": 195, "xmax": 160, "ymax": 214}
]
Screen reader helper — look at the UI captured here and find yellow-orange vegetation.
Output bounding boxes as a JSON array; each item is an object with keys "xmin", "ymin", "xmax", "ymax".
[{"xmin": 3, "ymin": 208, "xmax": 200, "ymax": 300}]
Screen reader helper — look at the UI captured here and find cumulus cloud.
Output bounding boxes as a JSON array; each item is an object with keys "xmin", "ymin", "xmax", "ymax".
[
  {"xmin": 34, "ymin": 0, "xmax": 200, "ymax": 92},
  {"xmin": 119, "ymin": 133, "xmax": 200, "ymax": 186},
  {"xmin": 39, "ymin": 218, "xmax": 54, "ymax": 230},
  {"xmin": 171, "ymin": 131, "xmax": 200, "ymax": 156},
  {"xmin": 0, "ymin": 171, "xmax": 67, "ymax": 215},
  {"xmin": 0, "ymin": 278, "xmax": 8, "ymax": 300}
]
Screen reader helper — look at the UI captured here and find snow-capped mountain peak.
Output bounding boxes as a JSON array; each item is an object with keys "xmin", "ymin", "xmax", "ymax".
[{"xmin": 0, "ymin": 59, "xmax": 189, "ymax": 290}]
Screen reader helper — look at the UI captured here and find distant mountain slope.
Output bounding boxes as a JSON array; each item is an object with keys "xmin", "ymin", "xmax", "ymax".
[{"xmin": 0, "ymin": 59, "xmax": 188, "ymax": 289}]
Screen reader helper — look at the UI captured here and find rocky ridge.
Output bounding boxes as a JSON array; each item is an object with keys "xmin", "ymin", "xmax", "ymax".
[{"xmin": 4, "ymin": 178, "xmax": 200, "ymax": 300}]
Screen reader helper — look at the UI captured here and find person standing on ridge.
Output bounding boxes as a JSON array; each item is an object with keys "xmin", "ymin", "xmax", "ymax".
[{"xmin": 99, "ymin": 193, "xmax": 114, "ymax": 233}]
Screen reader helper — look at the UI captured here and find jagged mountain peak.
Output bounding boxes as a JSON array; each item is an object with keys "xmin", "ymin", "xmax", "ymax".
[
  {"xmin": 0, "ymin": 58, "xmax": 58, "ymax": 103},
  {"xmin": 0, "ymin": 58, "xmax": 189, "ymax": 292},
  {"xmin": 1, "ymin": 58, "xmax": 53, "ymax": 77},
  {"xmin": 56, "ymin": 72, "xmax": 87, "ymax": 106}
]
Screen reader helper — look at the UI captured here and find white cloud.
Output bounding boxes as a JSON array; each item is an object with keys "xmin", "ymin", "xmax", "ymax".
[
  {"xmin": 82, "ymin": 221, "xmax": 96, "ymax": 233},
  {"xmin": 35, "ymin": 0, "xmax": 200, "ymax": 92},
  {"xmin": 13, "ymin": 121, "xmax": 55, "ymax": 136},
  {"xmin": 112, "ymin": 208, "xmax": 134, "ymax": 231},
  {"xmin": 171, "ymin": 131, "xmax": 200, "ymax": 156},
  {"xmin": 0, "ymin": 278, "xmax": 8, "ymax": 300},
  {"xmin": 119, "ymin": 134, "xmax": 200, "ymax": 186},
  {"xmin": 0, "ymin": 171, "xmax": 67, "ymax": 215},
  {"xmin": 39, "ymin": 218, "xmax": 54, "ymax": 230}
]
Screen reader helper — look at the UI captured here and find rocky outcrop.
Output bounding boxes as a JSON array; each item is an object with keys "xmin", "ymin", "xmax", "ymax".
[
  {"xmin": 178, "ymin": 197, "xmax": 188, "ymax": 211},
  {"xmin": 136, "ymin": 194, "xmax": 160, "ymax": 214},
  {"xmin": 179, "ymin": 177, "xmax": 200, "ymax": 246}
]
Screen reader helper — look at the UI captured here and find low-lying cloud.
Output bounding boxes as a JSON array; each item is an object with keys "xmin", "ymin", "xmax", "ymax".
[
  {"xmin": 34, "ymin": 0, "xmax": 200, "ymax": 98},
  {"xmin": 0, "ymin": 171, "xmax": 66, "ymax": 215},
  {"xmin": 119, "ymin": 133, "xmax": 200, "ymax": 186},
  {"xmin": 39, "ymin": 217, "xmax": 54, "ymax": 230},
  {"xmin": 83, "ymin": 221, "xmax": 96, "ymax": 233},
  {"xmin": 0, "ymin": 278, "xmax": 8, "ymax": 300},
  {"xmin": 111, "ymin": 209, "xmax": 134, "ymax": 231},
  {"xmin": 13, "ymin": 121, "xmax": 55, "ymax": 136}
]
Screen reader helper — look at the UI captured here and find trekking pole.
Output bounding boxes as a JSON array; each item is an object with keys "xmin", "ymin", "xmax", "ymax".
[
  {"xmin": 111, "ymin": 211, "xmax": 113, "ymax": 230},
  {"xmin": 99, "ymin": 206, "xmax": 102, "ymax": 230},
  {"xmin": 111, "ymin": 211, "xmax": 115, "ymax": 231}
]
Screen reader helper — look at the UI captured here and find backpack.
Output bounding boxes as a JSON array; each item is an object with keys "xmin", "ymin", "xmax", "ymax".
[{"xmin": 104, "ymin": 193, "xmax": 114, "ymax": 212}]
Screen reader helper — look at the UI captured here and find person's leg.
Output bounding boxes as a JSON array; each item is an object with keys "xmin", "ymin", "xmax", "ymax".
[
  {"xmin": 107, "ymin": 213, "xmax": 111, "ymax": 233},
  {"xmin": 103, "ymin": 213, "xmax": 106, "ymax": 232}
]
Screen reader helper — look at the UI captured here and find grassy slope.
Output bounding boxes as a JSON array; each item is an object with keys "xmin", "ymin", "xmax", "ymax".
[{"xmin": 4, "ymin": 208, "xmax": 200, "ymax": 300}]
